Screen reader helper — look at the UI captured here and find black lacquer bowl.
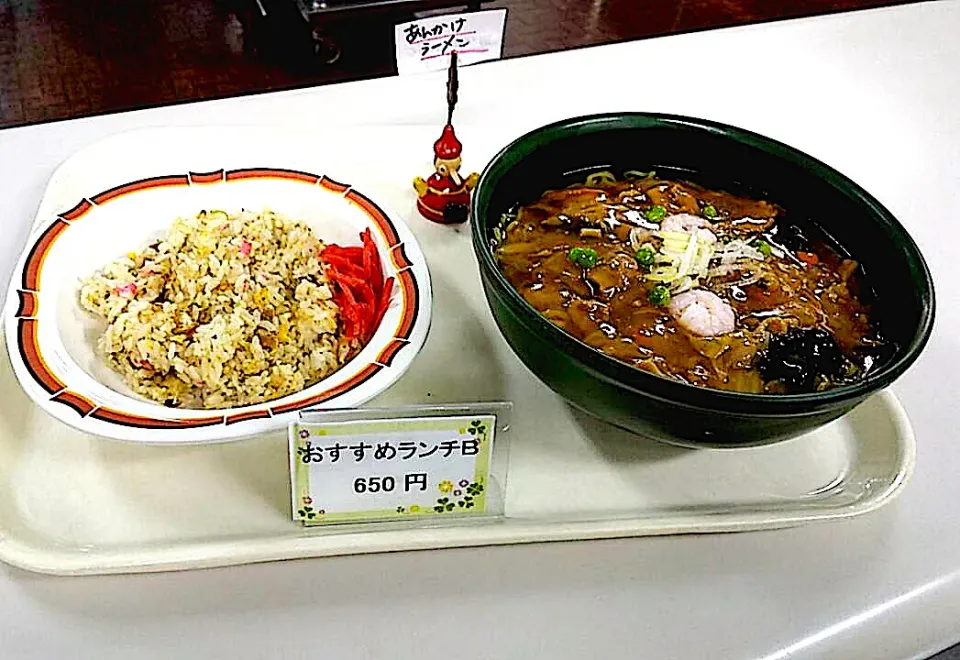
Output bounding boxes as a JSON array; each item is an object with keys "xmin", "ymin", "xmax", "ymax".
[{"xmin": 470, "ymin": 113, "xmax": 935, "ymax": 448}]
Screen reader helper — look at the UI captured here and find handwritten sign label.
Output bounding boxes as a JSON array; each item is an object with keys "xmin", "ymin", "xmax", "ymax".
[
  {"xmin": 290, "ymin": 415, "xmax": 496, "ymax": 525},
  {"xmin": 394, "ymin": 8, "xmax": 507, "ymax": 75}
]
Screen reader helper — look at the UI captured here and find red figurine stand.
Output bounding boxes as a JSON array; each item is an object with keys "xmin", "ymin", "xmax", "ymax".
[
  {"xmin": 412, "ymin": 52, "xmax": 479, "ymax": 225},
  {"xmin": 413, "ymin": 124, "xmax": 479, "ymax": 224}
]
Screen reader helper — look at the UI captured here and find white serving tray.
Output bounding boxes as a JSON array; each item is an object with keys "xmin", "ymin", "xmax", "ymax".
[{"xmin": 0, "ymin": 127, "xmax": 916, "ymax": 575}]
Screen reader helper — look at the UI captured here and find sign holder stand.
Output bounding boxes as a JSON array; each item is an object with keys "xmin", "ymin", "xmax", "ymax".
[{"xmin": 291, "ymin": 403, "xmax": 512, "ymax": 530}]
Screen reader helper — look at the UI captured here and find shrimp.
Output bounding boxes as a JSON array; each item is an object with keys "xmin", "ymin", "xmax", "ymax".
[
  {"xmin": 668, "ymin": 289, "xmax": 736, "ymax": 337},
  {"xmin": 660, "ymin": 213, "xmax": 718, "ymax": 244}
]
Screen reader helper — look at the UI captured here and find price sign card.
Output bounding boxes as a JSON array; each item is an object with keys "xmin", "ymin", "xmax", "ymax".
[
  {"xmin": 394, "ymin": 8, "xmax": 507, "ymax": 75},
  {"xmin": 290, "ymin": 411, "xmax": 503, "ymax": 525}
]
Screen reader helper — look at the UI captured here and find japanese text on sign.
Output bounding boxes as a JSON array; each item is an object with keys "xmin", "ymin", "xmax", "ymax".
[
  {"xmin": 296, "ymin": 433, "xmax": 481, "ymax": 463},
  {"xmin": 394, "ymin": 9, "xmax": 507, "ymax": 75}
]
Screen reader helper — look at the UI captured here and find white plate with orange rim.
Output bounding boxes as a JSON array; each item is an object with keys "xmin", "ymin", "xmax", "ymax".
[{"xmin": 3, "ymin": 144, "xmax": 432, "ymax": 444}]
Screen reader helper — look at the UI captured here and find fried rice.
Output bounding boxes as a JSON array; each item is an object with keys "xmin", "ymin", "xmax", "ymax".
[{"xmin": 79, "ymin": 209, "xmax": 354, "ymax": 409}]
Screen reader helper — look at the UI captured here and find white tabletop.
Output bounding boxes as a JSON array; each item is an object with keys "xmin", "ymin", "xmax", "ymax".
[{"xmin": 1, "ymin": 2, "xmax": 959, "ymax": 658}]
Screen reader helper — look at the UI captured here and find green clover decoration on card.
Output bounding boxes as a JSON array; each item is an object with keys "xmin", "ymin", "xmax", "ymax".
[
  {"xmin": 433, "ymin": 478, "xmax": 484, "ymax": 513},
  {"xmin": 394, "ymin": 478, "xmax": 485, "ymax": 515},
  {"xmin": 468, "ymin": 419, "xmax": 487, "ymax": 436},
  {"xmin": 298, "ymin": 495, "xmax": 325, "ymax": 520}
]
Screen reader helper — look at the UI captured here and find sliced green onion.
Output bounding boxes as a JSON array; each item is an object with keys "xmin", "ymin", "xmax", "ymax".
[
  {"xmin": 756, "ymin": 240, "xmax": 773, "ymax": 257},
  {"xmin": 703, "ymin": 204, "xmax": 718, "ymax": 218},
  {"xmin": 646, "ymin": 267, "xmax": 679, "ymax": 282},
  {"xmin": 645, "ymin": 205, "xmax": 667, "ymax": 222},
  {"xmin": 635, "ymin": 248, "xmax": 655, "ymax": 266},
  {"xmin": 662, "ymin": 238, "xmax": 689, "ymax": 251},
  {"xmin": 648, "ymin": 285, "xmax": 671, "ymax": 307}
]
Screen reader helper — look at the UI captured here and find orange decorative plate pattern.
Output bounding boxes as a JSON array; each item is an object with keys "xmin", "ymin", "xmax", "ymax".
[{"xmin": 3, "ymin": 166, "xmax": 432, "ymax": 444}]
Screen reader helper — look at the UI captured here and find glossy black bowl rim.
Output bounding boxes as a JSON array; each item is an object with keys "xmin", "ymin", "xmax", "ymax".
[{"xmin": 471, "ymin": 112, "xmax": 936, "ymax": 415}]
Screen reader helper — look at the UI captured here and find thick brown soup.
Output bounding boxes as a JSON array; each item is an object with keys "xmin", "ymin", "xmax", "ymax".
[{"xmin": 495, "ymin": 173, "xmax": 889, "ymax": 393}]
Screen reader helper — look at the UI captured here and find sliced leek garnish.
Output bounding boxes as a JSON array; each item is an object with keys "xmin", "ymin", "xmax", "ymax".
[{"xmin": 644, "ymin": 230, "xmax": 715, "ymax": 291}]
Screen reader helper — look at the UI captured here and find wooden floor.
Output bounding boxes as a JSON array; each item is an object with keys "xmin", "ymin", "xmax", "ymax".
[{"xmin": 0, "ymin": 0, "xmax": 918, "ymax": 128}]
